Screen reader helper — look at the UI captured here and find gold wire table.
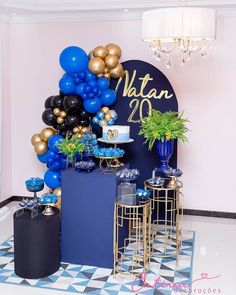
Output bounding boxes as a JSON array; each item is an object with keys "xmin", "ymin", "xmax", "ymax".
[
  {"xmin": 113, "ymin": 198, "xmax": 152, "ymax": 275},
  {"xmin": 144, "ymin": 179, "xmax": 183, "ymax": 264}
]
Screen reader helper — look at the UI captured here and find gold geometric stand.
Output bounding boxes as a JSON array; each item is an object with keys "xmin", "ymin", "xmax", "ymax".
[
  {"xmin": 144, "ymin": 179, "xmax": 183, "ymax": 265},
  {"xmin": 113, "ymin": 199, "xmax": 152, "ymax": 275}
]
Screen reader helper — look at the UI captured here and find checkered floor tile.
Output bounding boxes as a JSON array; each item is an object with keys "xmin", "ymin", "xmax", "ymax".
[{"xmin": 0, "ymin": 230, "xmax": 195, "ymax": 294}]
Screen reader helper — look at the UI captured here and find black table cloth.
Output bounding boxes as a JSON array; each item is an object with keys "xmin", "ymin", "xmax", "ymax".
[{"xmin": 14, "ymin": 207, "xmax": 60, "ymax": 279}]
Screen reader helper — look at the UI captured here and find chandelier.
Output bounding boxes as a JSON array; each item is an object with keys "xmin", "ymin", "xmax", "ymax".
[{"xmin": 142, "ymin": 7, "xmax": 216, "ymax": 68}]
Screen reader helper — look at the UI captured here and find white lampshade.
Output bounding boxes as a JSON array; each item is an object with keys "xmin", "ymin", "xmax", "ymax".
[{"xmin": 142, "ymin": 7, "xmax": 216, "ymax": 42}]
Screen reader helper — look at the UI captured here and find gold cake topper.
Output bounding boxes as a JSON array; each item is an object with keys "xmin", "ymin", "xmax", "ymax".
[{"xmin": 107, "ymin": 129, "xmax": 119, "ymax": 140}]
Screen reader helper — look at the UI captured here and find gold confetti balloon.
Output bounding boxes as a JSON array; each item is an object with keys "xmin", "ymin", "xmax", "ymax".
[{"xmin": 57, "ymin": 117, "xmax": 64, "ymax": 124}]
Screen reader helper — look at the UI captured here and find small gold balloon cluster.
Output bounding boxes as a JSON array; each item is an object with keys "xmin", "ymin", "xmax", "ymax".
[
  {"xmin": 53, "ymin": 187, "xmax": 62, "ymax": 209},
  {"xmin": 89, "ymin": 43, "xmax": 124, "ymax": 79},
  {"xmin": 31, "ymin": 127, "xmax": 56, "ymax": 155},
  {"xmin": 53, "ymin": 108, "xmax": 67, "ymax": 125},
  {"xmin": 72, "ymin": 126, "xmax": 89, "ymax": 139}
]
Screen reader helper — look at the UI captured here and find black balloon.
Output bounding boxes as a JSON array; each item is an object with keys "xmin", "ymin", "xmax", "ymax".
[
  {"xmin": 65, "ymin": 115, "xmax": 79, "ymax": 128},
  {"xmin": 42, "ymin": 109, "xmax": 57, "ymax": 126},
  {"xmin": 44, "ymin": 96, "xmax": 54, "ymax": 108},
  {"xmin": 57, "ymin": 123, "xmax": 67, "ymax": 132},
  {"xmin": 63, "ymin": 95, "xmax": 82, "ymax": 113},
  {"xmin": 78, "ymin": 119, "xmax": 90, "ymax": 127},
  {"xmin": 79, "ymin": 110, "xmax": 90, "ymax": 121},
  {"xmin": 59, "ymin": 91, "xmax": 66, "ymax": 99},
  {"xmin": 51, "ymin": 95, "xmax": 63, "ymax": 108},
  {"xmin": 61, "ymin": 130, "xmax": 73, "ymax": 138}
]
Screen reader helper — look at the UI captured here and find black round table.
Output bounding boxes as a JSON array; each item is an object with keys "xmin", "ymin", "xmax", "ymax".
[{"xmin": 14, "ymin": 207, "xmax": 61, "ymax": 279}]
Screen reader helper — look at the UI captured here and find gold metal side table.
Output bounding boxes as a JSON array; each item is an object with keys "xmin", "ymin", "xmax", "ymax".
[
  {"xmin": 144, "ymin": 179, "xmax": 183, "ymax": 264},
  {"xmin": 113, "ymin": 197, "xmax": 152, "ymax": 275}
]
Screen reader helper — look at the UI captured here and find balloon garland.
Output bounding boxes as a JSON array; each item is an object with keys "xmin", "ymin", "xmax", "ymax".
[{"xmin": 31, "ymin": 43, "xmax": 123, "ymax": 195}]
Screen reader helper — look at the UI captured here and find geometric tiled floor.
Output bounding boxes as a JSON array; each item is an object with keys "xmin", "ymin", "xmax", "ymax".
[{"xmin": 0, "ymin": 231, "xmax": 194, "ymax": 294}]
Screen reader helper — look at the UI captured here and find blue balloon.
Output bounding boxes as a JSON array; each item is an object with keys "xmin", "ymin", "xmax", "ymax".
[
  {"xmin": 60, "ymin": 158, "xmax": 67, "ymax": 170},
  {"xmin": 75, "ymin": 82, "xmax": 86, "ymax": 96},
  {"xmin": 97, "ymin": 77, "xmax": 110, "ymax": 90},
  {"xmin": 97, "ymin": 111, "xmax": 105, "ymax": 120},
  {"xmin": 51, "ymin": 161, "xmax": 61, "ymax": 172},
  {"xmin": 48, "ymin": 158, "xmax": 54, "ymax": 165},
  {"xmin": 101, "ymin": 89, "xmax": 117, "ymax": 106},
  {"xmin": 59, "ymin": 46, "xmax": 88, "ymax": 74},
  {"xmin": 81, "ymin": 93, "xmax": 88, "ymax": 100},
  {"xmin": 107, "ymin": 118, "xmax": 115, "ymax": 126},
  {"xmin": 59, "ymin": 75, "xmax": 76, "ymax": 94},
  {"xmin": 78, "ymin": 71, "xmax": 86, "ymax": 80},
  {"xmin": 47, "ymin": 150, "xmax": 56, "ymax": 159},
  {"xmin": 85, "ymin": 70, "xmax": 96, "ymax": 81},
  {"xmin": 88, "ymin": 80, "xmax": 97, "ymax": 88},
  {"xmin": 84, "ymin": 85, "xmax": 91, "ymax": 93},
  {"xmin": 83, "ymin": 98, "xmax": 102, "ymax": 113},
  {"xmin": 92, "ymin": 116, "xmax": 100, "ymax": 125},
  {"xmin": 88, "ymin": 92, "xmax": 94, "ymax": 99},
  {"xmin": 37, "ymin": 151, "xmax": 49, "ymax": 164},
  {"xmin": 44, "ymin": 170, "xmax": 61, "ymax": 189},
  {"xmin": 48, "ymin": 134, "xmax": 64, "ymax": 153}
]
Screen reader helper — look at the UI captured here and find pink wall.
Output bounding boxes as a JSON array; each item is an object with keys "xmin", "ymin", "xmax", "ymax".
[
  {"xmin": 0, "ymin": 22, "xmax": 12, "ymax": 201},
  {"xmin": 2, "ymin": 17, "xmax": 236, "ymax": 212}
]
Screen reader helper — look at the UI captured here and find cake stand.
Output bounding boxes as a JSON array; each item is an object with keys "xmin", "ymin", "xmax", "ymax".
[
  {"xmin": 95, "ymin": 155, "xmax": 124, "ymax": 174},
  {"xmin": 97, "ymin": 138, "xmax": 133, "ymax": 167}
]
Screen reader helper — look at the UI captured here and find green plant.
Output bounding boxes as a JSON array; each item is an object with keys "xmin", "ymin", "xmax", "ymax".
[
  {"xmin": 139, "ymin": 110, "xmax": 189, "ymax": 150},
  {"xmin": 56, "ymin": 134, "xmax": 85, "ymax": 157}
]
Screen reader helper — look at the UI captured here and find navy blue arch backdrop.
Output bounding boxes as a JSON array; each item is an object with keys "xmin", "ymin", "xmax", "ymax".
[{"xmin": 108, "ymin": 60, "xmax": 178, "ymax": 187}]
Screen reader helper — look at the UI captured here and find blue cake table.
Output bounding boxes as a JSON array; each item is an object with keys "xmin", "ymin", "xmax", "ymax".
[{"xmin": 61, "ymin": 168, "xmax": 121, "ymax": 268}]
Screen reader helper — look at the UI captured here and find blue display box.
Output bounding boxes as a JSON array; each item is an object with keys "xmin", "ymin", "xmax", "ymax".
[{"xmin": 61, "ymin": 168, "xmax": 118, "ymax": 268}]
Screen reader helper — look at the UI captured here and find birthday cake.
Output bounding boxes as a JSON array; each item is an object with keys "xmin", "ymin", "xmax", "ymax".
[{"xmin": 102, "ymin": 125, "xmax": 130, "ymax": 142}]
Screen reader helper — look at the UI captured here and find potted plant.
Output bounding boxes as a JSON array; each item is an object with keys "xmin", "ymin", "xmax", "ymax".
[
  {"xmin": 56, "ymin": 134, "xmax": 85, "ymax": 168},
  {"xmin": 139, "ymin": 110, "xmax": 189, "ymax": 172}
]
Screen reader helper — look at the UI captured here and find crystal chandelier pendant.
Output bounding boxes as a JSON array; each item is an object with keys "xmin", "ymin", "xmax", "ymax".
[{"xmin": 142, "ymin": 7, "xmax": 216, "ymax": 66}]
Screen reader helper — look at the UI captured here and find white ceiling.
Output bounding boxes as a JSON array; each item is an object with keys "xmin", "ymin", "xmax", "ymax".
[{"xmin": 0, "ymin": 0, "xmax": 236, "ymax": 22}]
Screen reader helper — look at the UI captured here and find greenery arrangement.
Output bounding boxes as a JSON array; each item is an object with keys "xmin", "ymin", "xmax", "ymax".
[
  {"xmin": 56, "ymin": 134, "xmax": 85, "ymax": 157},
  {"xmin": 139, "ymin": 110, "xmax": 189, "ymax": 150}
]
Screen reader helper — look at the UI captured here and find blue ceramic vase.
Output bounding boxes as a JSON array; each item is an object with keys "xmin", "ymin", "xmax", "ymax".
[{"xmin": 155, "ymin": 139, "xmax": 174, "ymax": 172}]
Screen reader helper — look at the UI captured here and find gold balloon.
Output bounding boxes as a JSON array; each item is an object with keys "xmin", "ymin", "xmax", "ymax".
[
  {"xmin": 73, "ymin": 127, "xmax": 79, "ymax": 133},
  {"xmin": 110, "ymin": 63, "xmax": 124, "ymax": 79},
  {"xmin": 93, "ymin": 46, "xmax": 109, "ymax": 59},
  {"xmin": 78, "ymin": 126, "xmax": 83, "ymax": 131},
  {"xmin": 101, "ymin": 106, "xmax": 110, "ymax": 114},
  {"xmin": 104, "ymin": 72, "xmax": 111, "ymax": 80},
  {"xmin": 53, "ymin": 187, "xmax": 62, "ymax": 198},
  {"xmin": 104, "ymin": 67, "xmax": 109, "ymax": 74},
  {"xmin": 105, "ymin": 43, "xmax": 122, "ymax": 59},
  {"xmin": 98, "ymin": 74, "xmax": 103, "ymax": 78},
  {"xmin": 40, "ymin": 128, "xmax": 55, "ymax": 142},
  {"xmin": 105, "ymin": 54, "xmax": 119, "ymax": 70},
  {"xmin": 81, "ymin": 127, "xmax": 88, "ymax": 134},
  {"xmin": 88, "ymin": 57, "xmax": 106, "ymax": 75},
  {"xmin": 53, "ymin": 108, "xmax": 61, "ymax": 116},
  {"xmin": 88, "ymin": 50, "xmax": 94, "ymax": 59},
  {"xmin": 34, "ymin": 141, "xmax": 48, "ymax": 155},
  {"xmin": 105, "ymin": 113, "xmax": 112, "ymax": 121},
  {"xmin": 31, "ymin": 133, "xmax": 41, "ymax": 146},
  {"xmin": 77, "ymin": 133, "xmax": 82, "ymax": 139},
  {"xmin": 60, "ymin": 111, "xmax": 67, "ymax": 118},
  {"xmin": 54, "ymin": 196, "xmax": 61, "ymax": 210},
  {"xmin": 57, "ymin": 117, "xmax": 64, "ymax": 124}
]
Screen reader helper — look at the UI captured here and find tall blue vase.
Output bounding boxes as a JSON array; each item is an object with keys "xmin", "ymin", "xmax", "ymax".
[{"xmin": 155, "ymin": 139, "xmax": 174, "ymax": 172}]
